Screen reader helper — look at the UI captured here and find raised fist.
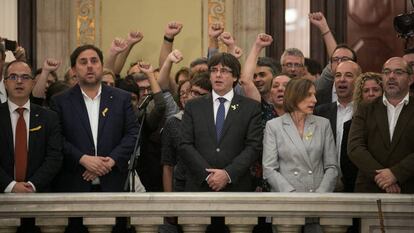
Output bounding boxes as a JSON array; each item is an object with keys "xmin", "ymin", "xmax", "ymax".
[
  {"xmin": 42, "ymin": 58, "xmax": 61, "ymax": 72},
  {"xmin": 127, "ymin": 31, "xmax": 144, "ymax": 45},
  {"xmin": 219, "ymin": 32, "xmax": 235, "ymax": 47},
  {"xmin": 168, "ymin": 49, "xmax": 183, "ymax": 64},
  {"xmin": 165, "ymin": 21, "xmax": 183, "ymax": 39},
  {"xmin": 309, "ymin": 12, "xmax": 329, "ymax": 32},
  {"xmin": 255, "ymin": 33, "xmax": 273, "ymax": 48},
  {"xmin": 209, "ymin": 22, "xmax": 224, "ymax": 39},
  {"xmin": 138, "ymin": 62, "xmax": 154, "ymax": 74},
  {"xmin": 110, "ymin": 38, "xmax": 128, "ymax": 55}
]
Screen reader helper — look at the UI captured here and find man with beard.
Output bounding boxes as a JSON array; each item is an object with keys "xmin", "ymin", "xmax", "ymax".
[
  {"xmin": 314, "ymin": 60, "xmax": 361, "ymax": 191},
  {"xmin": 349, "ymin": 57, "xmax": 414, "ymax": 193},
  {"xmin": 51, "ymin": 44, "xmax": 138, "ymax": 233}
]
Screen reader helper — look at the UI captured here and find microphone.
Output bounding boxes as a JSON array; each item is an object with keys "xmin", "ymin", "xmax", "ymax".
[{"xmin": 138, "ymin": 94, "xmax": 153, "ymax": 110}]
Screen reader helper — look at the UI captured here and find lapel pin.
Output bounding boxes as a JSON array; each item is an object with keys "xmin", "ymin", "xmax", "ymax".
[
  {"xmin": 230, "ymin": 104, "xmax": 239, "ymax": 110},
  {"xmin": 102, "ymin": 107, "xmax": 109, "ymax": 117},
  {"xmin": 304, "ymin": 132, "xmax": 313, "ymax": 141},
  {"xmin": 29, "ymin": 125, "xmax": 42, "ymax": 132}
]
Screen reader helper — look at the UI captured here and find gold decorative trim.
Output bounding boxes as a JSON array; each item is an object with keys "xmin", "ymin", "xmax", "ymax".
[
  {"xmin": 208, "ymin": 0, "xmax": 226, "ymax": 52},
  {"xmin": 76, "ymin": 0, "xmax": 96, "ymax": 46}
]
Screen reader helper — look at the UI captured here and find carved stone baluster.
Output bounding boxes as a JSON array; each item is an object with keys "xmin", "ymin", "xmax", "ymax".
[
  {"xmin": 37, "ymin": 217, "xmax": 68, "ymax": 233},
  {"xmin": 179, "ymin": 217, "xmax": 209, "ymax": 233},
  {"xmin": 226, "ymin": 217, "xmax": 256, "ymax": 233},
  {"xmin": 130, "ymin": 216, "xmax": 163, "ymax": 233},
  {"xmin": 320, "ymin": 217, "xmax": 352, "ymax": 233},
  {"xmin": 84, "ymin": 217, "xmax": 115, "ymax": 233},
  {"xmin": 0, "ymin": 219, "xmax": 19, "ymax": 233},
  {"xmin": 273, "ymin": 217, "xmax": 305, "ymax": 233}
]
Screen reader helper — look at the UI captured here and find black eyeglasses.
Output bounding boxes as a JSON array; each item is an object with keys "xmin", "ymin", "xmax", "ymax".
[
  {"xmin": 5, "ymin": 74, "xmax": 34, "ymax": 81},
  {"xmin": 331, "ymin": 56, "xmax": 352, "ymax": 63}
]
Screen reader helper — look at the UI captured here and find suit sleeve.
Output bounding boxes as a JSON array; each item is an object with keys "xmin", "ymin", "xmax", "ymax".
[
  {"xmin": 262, "ymin": 120, "xmax": 295, "ymax": 192},
  {"xmin": 224, "ymin": 101, "xmax": 262, "ymax": 184},
  {"xmin": 28, "ymin": 111, "xmax": 63, "ymax": 191},
  {"xmin": 108, "ymin": 94, "xmax": 138, "ymax": 171},
  {"xmin": 316, "ymin": 119, "xmax": 338, "ymax": 192},
  {"xmin": 179, "ymin": 102, "xmax": 211, "ymax": 185},
  {"xmin": 348, "ymin": 103, "xmax": 384, "ymax": 179}
]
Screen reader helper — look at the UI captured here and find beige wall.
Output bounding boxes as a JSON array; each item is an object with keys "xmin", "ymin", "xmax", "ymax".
[{"xmin": 101, "ymin": 0, "xmax": 204, "ymax": 75}]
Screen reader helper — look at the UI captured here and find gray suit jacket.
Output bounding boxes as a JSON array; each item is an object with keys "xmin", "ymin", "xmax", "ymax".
[{"xmin": 263, "ymin": 114, "xmax": 338, "ymax": 192}]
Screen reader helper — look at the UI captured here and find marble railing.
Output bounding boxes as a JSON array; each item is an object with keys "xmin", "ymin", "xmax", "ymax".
[{"xmin": 0, "ymin": 192, "xmax": 413, "ymax": 233}]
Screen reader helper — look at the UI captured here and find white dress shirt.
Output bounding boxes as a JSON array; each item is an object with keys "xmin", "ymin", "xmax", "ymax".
[
  {"xmin": 336, "ymin": 101, "xmax": 353, "ymax": 172},
  {"xmin": 212, "ymin": 89, "xmax": 234, "ymax": 124},
  {"xmin": 383, "ymin": 94, "xmax": 409, "ymax": 141},
  {"xmin": 81, "ymin": 86, "xmax": 102, "ymax": 152},
  {"xmin": 81, "ymin": 86, "xmax": 102, "ymax": 184},
  {"xmin": 4, "ymin": 100, "xmax": 36, "ymax": 192},
  {"xmin": 0, "ymin": 79, "xmax": 7, "ymax": 103}
]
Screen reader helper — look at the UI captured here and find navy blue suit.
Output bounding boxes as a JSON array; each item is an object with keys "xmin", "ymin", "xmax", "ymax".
[{"xmin": 51, "ymin": 84, "xmax": 138, "ymax": 192}]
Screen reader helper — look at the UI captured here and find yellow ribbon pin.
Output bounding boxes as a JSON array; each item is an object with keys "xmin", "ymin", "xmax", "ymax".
[
  {"xmin": 102, "ymin": 108, "xmax": 108, "ymax": 117},
  {"xmin": 304, "ymin": 132, "xmax": 313, "ymax": 141},
  {"xmin": 29, "ymin": 125, "xmax": 42, "ymax": 132}
]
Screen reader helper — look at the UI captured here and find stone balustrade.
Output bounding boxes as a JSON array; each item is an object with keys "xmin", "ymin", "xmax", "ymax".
[{"xmin": 0, "ymin": 192, "xmax": 413, "ymax": 233}]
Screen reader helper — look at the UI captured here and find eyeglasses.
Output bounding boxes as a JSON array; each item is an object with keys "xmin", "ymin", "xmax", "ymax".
[
  {"xmin": 5, "ymin": 74, "xmax": 34, "ymax": 81},
  {"xmin": 282, "ymin": 63, "xmax": 303, "ymax": 68},
  {"xmin": 209, "ymin": 67, "xmax": 232, "ymax": 75},
  {"xmin": 331, "ymin": 56, "xmax": 352, "ymax": 63},
  {"xmin": 382, "ymin": 68, "xmax": 408, "ymax": 76},
  {"xmin": 190, "ymin": 89, "xmax": 208, "ymax": 97}
]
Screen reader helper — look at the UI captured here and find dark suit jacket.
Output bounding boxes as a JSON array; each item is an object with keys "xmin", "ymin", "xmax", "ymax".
[
  {"xmin": 179, "ymin": 93, "xmax": 262, "ymax": 192},
  {"xmin": 51, "ymin": 84, "xmax": 138, "ymax": 192},
  {"xmin": 314, "ymin": 102, "xmax": 337, "ymax": 140},
  {"xmin": 315, "ymin": 87, "xmax": 333, "ymax": 107},
  {"xmin": 348, "ymin": 97, "xmax": 414, "ymax": 193},
  {"xmin": 0, "ymin": 102, "xmax": 63, "ymax": 192}
]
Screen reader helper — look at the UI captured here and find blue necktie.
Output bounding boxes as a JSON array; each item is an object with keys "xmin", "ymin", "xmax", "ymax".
[{"xmin": 216, "ymin": 97, "xmax": 226, "ymax": 141}]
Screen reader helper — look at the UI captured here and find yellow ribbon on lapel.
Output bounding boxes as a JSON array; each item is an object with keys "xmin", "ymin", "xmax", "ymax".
[
  {"xmin": 102, "ymin": 107, "xmax": 109, "ymax": 117},
  {"xmin": 29, "ymin": 125, "xmax": 42, "ymax": 132}
]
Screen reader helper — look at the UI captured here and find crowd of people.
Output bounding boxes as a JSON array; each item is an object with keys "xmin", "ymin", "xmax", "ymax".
[{"xmin": 0, "ymin": 11, "xmax": 413, "ymax": 233}]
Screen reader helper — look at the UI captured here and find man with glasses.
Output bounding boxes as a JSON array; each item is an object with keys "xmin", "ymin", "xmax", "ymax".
[
  {"xmin": 0, "ymin": 60, "xmax": 63, "ymax": 232},
  {"xmin": 280, "ymin": 48, "xmax": 305, "ymax": 78},
  {"xmin": 348, "ymin": 57, "xmax": 414, "ymax": 193},
  {"xmin": 315, "ymin": 44, "xmax": 357, "ymax": 106},
  {"xmin": 180, "ymin": 52, "xmax": 262, "ymax": 232}
]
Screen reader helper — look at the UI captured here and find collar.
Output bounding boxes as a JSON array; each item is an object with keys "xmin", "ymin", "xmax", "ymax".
[
  {"xmin": 382, "ymin": 93, "xmax": 409, "ymax": 107},
  {"xmin": 7, "ymin": 99, "xmax": 30, "ymax": 113},
  {"xmin": 212, "ymin": 89, "xmax": 234, "ymax": 102},
  {"xmin": 81, "ymin": 84, "xmax": 102, "ymax": 100},
  {"xmin": 336, "ymin": 101, "xmax": 353, "ymax": 109}
]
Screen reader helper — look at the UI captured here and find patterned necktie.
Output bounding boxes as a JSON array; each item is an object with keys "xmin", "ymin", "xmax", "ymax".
[
  {"xmin": 15, "ymin": 107, "xmax": 27, "ymax": 182},
  {"xmin": 216, "ymin": 97, "xmax": 226, "ymax": 141}
]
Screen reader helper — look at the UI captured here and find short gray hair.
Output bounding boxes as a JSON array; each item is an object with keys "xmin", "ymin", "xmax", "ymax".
[{"xmin": 280, "ymin": 48, "xmax": 304, "ymax": 64}]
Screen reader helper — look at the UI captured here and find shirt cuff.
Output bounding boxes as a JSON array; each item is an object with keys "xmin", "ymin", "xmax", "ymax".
[
  {"xmin": 224, "ymin": 170, "xmax": 232, "ymax": 184},
  {"xmin": 4, "ymin": 181, "xmax": 16, "ymax": 193},
  {"xmin": 27, "ymin": 181, "xmax": 36, "ymax": 192}
]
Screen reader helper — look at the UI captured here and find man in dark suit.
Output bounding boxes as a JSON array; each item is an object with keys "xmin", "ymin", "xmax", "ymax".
[
  {"xmin": 314, "ymin": 60, "xmax": 361, "ymax": 192},
  {"xmin": 180, "ymin": 53, "xmax": 262, "ymax": 192},
  {"xmin": 348, "ymin": 57, "xmax": 414, "ymax": 193},
  {"xmin": 0, "ymin": 60, "xmax": 63, "ymax": 232},
  {"xmin": 51, "ymin": 45, "xmax": 138, "ymax": 232},
  {"xmin": 180, "ymin": 52, "xmax": 262, "ymax": 233}
]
